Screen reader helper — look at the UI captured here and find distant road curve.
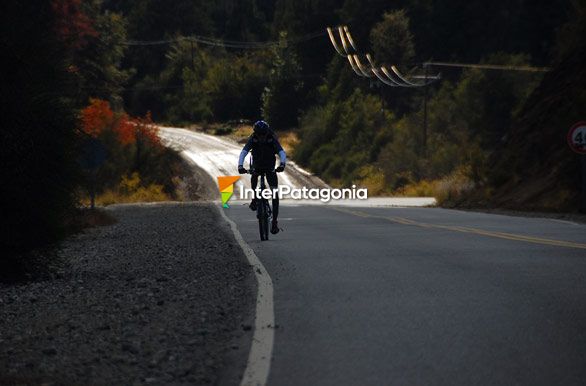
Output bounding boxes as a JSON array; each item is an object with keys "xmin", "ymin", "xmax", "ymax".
[
  {"xmin": 159, "ymin": 126, "xmax": 436, "ymax": 207},
  {"xmin": 159, "ymin": 126, "xmax": 328, "ymax": 190}
]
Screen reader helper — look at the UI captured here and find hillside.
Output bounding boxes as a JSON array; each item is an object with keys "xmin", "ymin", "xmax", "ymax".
[{"xmin": 461, "ymin": 7, "xmax": 586, "ymax": 212}]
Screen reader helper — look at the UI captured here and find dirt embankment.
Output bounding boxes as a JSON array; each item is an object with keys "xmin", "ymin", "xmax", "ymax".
[
  {"xmin": 460, "ymin": 43, "xmax": 586, "ymax": 212},
  {"xmin": 176, "ymin": 156, "xmax": 219, "ymax": 201}
]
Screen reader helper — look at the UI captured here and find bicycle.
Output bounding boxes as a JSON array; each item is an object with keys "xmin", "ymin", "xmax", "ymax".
[{"xmin": 248, "ymin": 169, "xmax": 277, "ymax": 241}]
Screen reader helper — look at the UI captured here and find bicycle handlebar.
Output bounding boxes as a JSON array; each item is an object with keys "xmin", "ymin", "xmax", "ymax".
[{"xmin": 245, "ymin": 168, "xmax": 283, "ymax": 174}]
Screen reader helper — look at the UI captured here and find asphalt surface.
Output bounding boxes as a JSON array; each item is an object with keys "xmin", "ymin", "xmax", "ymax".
[
  {"xmin": 226, "ymin": 203, "xmax": 586, "ymax": 386},
  {"xmin": 159, "ymin": 127, "xmax": 329, "ymax": 191}
]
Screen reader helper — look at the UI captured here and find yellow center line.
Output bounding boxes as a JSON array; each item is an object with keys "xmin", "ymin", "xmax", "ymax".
[{"xmin": 331, "ymin": 207, "xmax": 586, "ymax": 250}]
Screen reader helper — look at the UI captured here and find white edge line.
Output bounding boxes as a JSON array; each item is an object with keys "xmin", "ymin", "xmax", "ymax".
[
  {"xmin": 217, "ymin": 205, "xmax": 275, "ymax": 386},
  {"xmin": 549, "ymin": 218, "xmax": 581, "ymax": 226}
]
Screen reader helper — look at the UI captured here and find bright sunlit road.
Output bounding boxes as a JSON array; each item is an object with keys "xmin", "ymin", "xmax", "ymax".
[{"xmin": 159, "ymin": 126, "xmax": 328, "ymax": 191}]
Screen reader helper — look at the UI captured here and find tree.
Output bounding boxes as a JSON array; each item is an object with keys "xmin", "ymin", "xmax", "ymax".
[
  {"xmin": 369, "ymin": 10, "xmax": 415, "ymax": 65},
  {"xmin": 1, "ymin": 1, "xmax": 79, "ymax": 266},
  {"xmin": 553, "ymin": 0, "xmax": 586, "ymax": 62},
  {"xmin": 74, "ymin": 0, "xmax": 130, "ymax": 108},
  {"xmin": 295, "ymin": 88, "xmax": 393, "ymax": 184},
  {"xmin": 160, "ymin": 39, "xmax": 212, "ymax": 123},
  {"xmin": 52, "ymin": 0, "xmax": 97, "ymax": 49},
  {"xmin": 261, "ymin": 32, "xmax": 303, "ymax": 129},
  {"xmin": 203, "ymin": 54, "xmax": 269, "ymax": 121}
]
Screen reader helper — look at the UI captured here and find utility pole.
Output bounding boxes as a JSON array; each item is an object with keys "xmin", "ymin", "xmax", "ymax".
[
  {"xmin": 582, "ymin": 155, "xmax": 586, "ymax": 212},
  {"xmin": 567, "ymin": 122, "xmax": 586, "ymax": 212},
  {"xmin": 190, "ymin": 40, "xmax": 195, "ymax": 70},
  {"xmin": 135, "ymin": 127, "xmax": 141, "ymax": 173},
  {"xmin": 379, "ymin": 80, "xmax": 385, "ymax": 114},
  {"xmin": 90, "ymin": 169, "xmax": 96, "ymax": 210},
  {"xmin": 422, "ymin": 64, "xmax": 429, "ymax": 157}
]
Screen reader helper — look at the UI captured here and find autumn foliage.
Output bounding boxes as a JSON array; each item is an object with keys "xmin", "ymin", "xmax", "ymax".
[
  {"xmin": 80, "ymin": 98, "xmax": 113, "ymax": 137},
  {"xmin": 80, "ymin": 98, "xmax": 160, "ymax": 147},
  {"xmin": 133, "ymin": 112, "xmax": 161, "ymax": 146},
  {"xmin": 78, "ymin": 99, "xmax": 175, "ymax": 205},
  {"xmin": 51, "ymin": 0, "xmax": 97, "ymax": 49}
]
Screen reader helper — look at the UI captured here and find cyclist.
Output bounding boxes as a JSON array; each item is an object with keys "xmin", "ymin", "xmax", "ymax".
[{"xmin": 238, "ymin": 120, "xmax": 286, "ymax": 234}]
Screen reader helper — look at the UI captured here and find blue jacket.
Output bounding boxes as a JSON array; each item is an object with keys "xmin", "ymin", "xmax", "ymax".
[{"xmin": 238, "ymin": 133, "xmax": 287, "ymax": 170}]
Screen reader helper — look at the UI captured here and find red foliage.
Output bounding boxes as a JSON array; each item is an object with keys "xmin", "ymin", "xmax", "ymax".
[
  {"xmin": 80, "ymin": 98, "xmax": 114, "ymax": 137},
  {"xmin": 116, "ymin": 114, "xmax": 136, "ymax": 145},
  {"xmin": 80, "ymin": 99, "xmax": 161, "ymax": 146},
  {"xmin": 52, "ymin": 0, "xmax": 97, "ymax": 49},
  {"xmin": 134, "ymin": 112, "xmax": 161, "ymax": 147}
]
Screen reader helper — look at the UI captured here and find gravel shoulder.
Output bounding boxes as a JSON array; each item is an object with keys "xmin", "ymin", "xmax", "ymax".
[{"xmin": 0, "ymin": 202, "xmax": 255, "ymax": 385}]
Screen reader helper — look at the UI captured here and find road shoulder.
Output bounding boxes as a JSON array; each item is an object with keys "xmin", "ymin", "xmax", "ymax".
[{"xmin": 0, "ymin": 202, "xmax": 256, "ymax": 385}]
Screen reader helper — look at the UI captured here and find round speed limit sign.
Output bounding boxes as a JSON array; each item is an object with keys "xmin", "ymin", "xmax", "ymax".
[{"xmin": 568, "ymin": 122, "xmax": 586, "ymax": 154}]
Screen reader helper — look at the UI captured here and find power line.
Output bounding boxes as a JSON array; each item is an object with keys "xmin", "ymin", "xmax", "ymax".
[
  {"xmin": 82, "ymin": 74, "xmax": 324, "ymax": 92},
  {"xmin": 123, "ymin": 31, "xmax": 326, "ymax": 49},
  {"xmin": 326, "ymin": 26, "xmax": 438, "ymax": 88},
  {"xmin": 423, "ymin": 61, "xmax": 551, "ymax": 73},
  {"xmin": 328, "ymin": 23, "xmax": 549, "ymax": 159},
  {"xmin": 328, "ymin": 24, "xmax": 441, "ymax": 158}
]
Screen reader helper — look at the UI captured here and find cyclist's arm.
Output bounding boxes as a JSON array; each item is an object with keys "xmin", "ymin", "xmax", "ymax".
[
  {"xmin": 274, "ymin": 139, "xmax": 286, "ymax": 166},
  {"xmin": 278, "ymin": 150, "xmax": 286, "ymax": 166},
  {"xmin": 238, "ymin": 138, "xmax": 253, "ymax": 167}
]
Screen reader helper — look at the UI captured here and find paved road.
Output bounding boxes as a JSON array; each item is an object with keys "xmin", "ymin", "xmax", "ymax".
[
  {"xmin": 159, "ymin": 127, "xmax": 329, "ymax": 190},
  {"xmin": 226, "ymin": 204, "xmax": 586, "ymax": 386}
]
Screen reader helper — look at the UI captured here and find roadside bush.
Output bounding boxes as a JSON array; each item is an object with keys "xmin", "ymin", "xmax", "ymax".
[
  {"xmin": 95, "ymin": 172, "xmax": 170, "ymax": 206},
  {"xmin": 373, "ymin": 53, "xmax": 541, "ymax": 194},
  {"xmin": 294, "ymin": 106, "xmax": 331, "ymax": 166},
  {"xmin": 355, "ymin": 165, "xmax": 387, "ymax": 195},
  {"xmin": 296, "ymin": 88, "xmax": 394, "ymax": 186},
  {"xmin": 79, "ymin": 99, "xmax": 181, "ymax": 203},
  {"xmin": 394, "ymin": 166, "xmax": 474, "ymax": 200}
]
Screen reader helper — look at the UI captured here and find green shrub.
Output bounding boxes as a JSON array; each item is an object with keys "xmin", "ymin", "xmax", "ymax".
[{"xmin": 296, "ymin": 88, "xmax": 394, "ymax": 187}]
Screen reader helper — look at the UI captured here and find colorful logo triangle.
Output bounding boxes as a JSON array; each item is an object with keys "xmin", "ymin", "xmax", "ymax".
[{"xmin": 217, "ymin": 176, "xmax": 240, "ymax": 208}]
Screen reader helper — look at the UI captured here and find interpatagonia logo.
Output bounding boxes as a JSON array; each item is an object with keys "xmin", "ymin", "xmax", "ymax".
[{"xmin": 217, "ymin": 176, "xmax": 240, "ymax": 208}]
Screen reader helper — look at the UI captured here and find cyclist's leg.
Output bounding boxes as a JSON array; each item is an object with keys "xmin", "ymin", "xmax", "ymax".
[
  {"xmin": 267, "ymin": 172, "xmax": 279, "ymax": 220},
  {"xmin": 250, "ymin": 173, "xmax": 259, "ymax": 210}
]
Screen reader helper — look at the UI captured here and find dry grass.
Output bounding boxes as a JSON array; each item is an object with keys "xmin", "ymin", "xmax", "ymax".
[
  {"xmin": 230, "ymin": 124, "xmax": 253, "ymax": 143},
  {"xmin": 395, "ymin": 167, "xmax": 475, "ymax": 202},
  {"xmin": 170, "ymin": 122, "xmax": 301, "ymax": 152},
  {"xmin": 227, "ymin": 125, "xmax": 300, "ymax": 151},
  {"xmin": 95, "ymin": 185, "xmax": 170, "ymax": 206},
  {"xmin": 277, "ymin": 130, "xmax": 300, "ymax": 154},
  {"xmin": 81, "ymin": 173, "xmax": 172, "ymax": 207},
  {"xmin": 396, "ymin": 179, "xmax": 439, "ymax": 197},
  {"xmin": 355, "ymin": 165, "xmax": 389, "ymax": 195}
]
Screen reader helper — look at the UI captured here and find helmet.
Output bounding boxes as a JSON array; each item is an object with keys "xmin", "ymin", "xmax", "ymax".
[{"xmin": 253, "ymin": 120, "xmax": 270, "ymax": 135}]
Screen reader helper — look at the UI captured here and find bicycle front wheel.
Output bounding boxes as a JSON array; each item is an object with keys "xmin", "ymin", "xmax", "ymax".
[
  {"xmin": 262, "ymin": 200, "xmax": 270, "ymax": 241},
  {"xmin": 258, "ymin": 200, "xmax": 269, "ymax": 241}
]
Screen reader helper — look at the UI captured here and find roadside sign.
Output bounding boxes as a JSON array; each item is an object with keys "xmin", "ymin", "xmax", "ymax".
[{"xmin": 567, "ymin": 121, "xmax": 586, "ymax": 154}]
